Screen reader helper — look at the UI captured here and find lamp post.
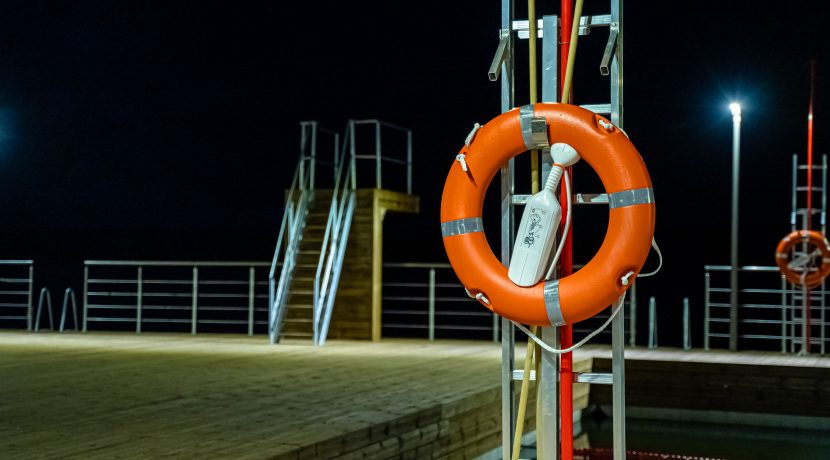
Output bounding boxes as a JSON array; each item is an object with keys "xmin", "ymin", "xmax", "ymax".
[{"xmin": 729, "ymin": 102, "xmax": 741, "ymax": 352}]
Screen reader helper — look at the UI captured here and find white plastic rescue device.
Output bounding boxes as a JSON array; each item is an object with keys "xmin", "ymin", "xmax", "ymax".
[{"xmin": 508, "ymin": 143, "xmax": 580, "ymax": 286}]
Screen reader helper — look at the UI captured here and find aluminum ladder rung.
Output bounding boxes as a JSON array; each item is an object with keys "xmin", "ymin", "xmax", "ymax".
[
  {"xmin": 512, "ymin": 369, "xmax": 614, "ymax": 385},
  {"xmin": 512, "ymin": 193, "xmax": 608, "ymax": 205}
]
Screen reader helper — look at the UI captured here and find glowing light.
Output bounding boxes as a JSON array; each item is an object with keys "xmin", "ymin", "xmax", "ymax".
[{"xmin": 729, "ymin": 102, "xmax": 741, "ymax": 117}]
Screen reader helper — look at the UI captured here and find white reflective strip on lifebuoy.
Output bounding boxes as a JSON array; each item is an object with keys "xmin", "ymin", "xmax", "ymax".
[
  {"xmin": 441, "ymin": 217, "xmax": 484, "ymax": 237},
  {"xmin": 608, "ymin": 187, "xmax": 655, "ymax": 209},
  {"xmin": 543, "ymin": 279, "xmax": 565, "ymax": 326}
]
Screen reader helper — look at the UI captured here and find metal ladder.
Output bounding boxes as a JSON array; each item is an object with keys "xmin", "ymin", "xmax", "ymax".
[
  {"xmin": 786, "ymin": 154, "xmax": 828, "ymax": 354},
  {"xmin": 490, "ymin": 1, "xmax": 627, "ymax": 458}
]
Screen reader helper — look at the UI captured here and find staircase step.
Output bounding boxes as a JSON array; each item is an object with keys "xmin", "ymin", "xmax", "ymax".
[
  {"xmin": 283, "ymin": 318, "xmax": 311, "ymax": 324},
  {"xmin": 281, "ymin": 331, "xmax": 313, "ymax": 339}
]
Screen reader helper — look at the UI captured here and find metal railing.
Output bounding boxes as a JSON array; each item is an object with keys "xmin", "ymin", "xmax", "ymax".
[
  {"xmin": 268, "ymin": 121, "xmax": 338, "ymax": 344},
  {"xmin": 382, "ymin": 263, "xmax": 498, "ymax": 341},
  {"xmin": 33, "ymin": 287, "xmax": 54, "ymax": 332},
  {"xmin": 60, "ymin": 288, "xmax": 79, "ymax": 332},
  {"xmin": 350, "ymin": 119, "xmax": 413, "ymax": 195},
  {"xmin": 382, "ymin": 263, "xmax": 639, "ymax": 344},
  {"xmin": 702, "ymin": 265, "xmax": 824, "ymax": 353},
  {"xmin": 0, "ymin": 260, "xmax": 34, "ymax": 330},
  {"xmin": 85, "ymin": 261, "xmax": 270, "ymax": 335},
  {"xmin": 311, "ymin": 121, "xmax": 357, "ymax": 346}
]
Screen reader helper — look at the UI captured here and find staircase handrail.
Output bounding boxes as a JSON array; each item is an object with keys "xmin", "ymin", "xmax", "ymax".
[
  {"xmin": 312, "ymin": 120, "xmax": 357, "ymax": 345},
  {"xmin": 268, "ymin": 137, "xmax": 315, "ymax": 344}
]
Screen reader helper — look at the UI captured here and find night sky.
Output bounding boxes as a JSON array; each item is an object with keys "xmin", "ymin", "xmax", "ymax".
[{"xmin": 1, "ymin": 1, "xmax": 830, "ymax": 345}]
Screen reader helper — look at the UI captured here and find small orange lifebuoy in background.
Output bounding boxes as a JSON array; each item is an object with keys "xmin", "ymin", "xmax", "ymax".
[
  {"xmin": 775, "ymin": 230, "xmax": 830, "ymax": 288},
  {"xmin": 440, "ymin": 103, "xmax": 656, "ymax": 326}
]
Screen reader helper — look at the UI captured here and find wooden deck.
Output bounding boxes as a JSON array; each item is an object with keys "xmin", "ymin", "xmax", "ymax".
[{"xmin": 0, "ymin": 332, "xmax": 522, "ymax": 459}]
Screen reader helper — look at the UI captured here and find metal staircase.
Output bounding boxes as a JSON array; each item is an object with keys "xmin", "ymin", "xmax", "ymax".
[
  {"xmin": 269, "ymin": 121, "xmax": 356, "ymax": 345},
  {"xmin": 269, "ymin": 118, "xmax": 413, "ymax": 345}
]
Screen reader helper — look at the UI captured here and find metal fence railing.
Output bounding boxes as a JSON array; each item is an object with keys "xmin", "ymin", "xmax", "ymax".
[
  {"xmin": 85, "ymin": 261, "xmax": 271, "ymax": 335},
  {"xmin": 382, "ymin": 263, "xmax": 639, "ymax": 344},
  {"xmin": 0, "ymin": 260, "xmax": 35, "ymax": 330},
  {"xmin": 382, "ymin": 263, "xmax": 498, "ymax": 341},
  {"xmin": 703, "ymin": 265, "xmax": 827, "ymax": 353},
  {"xmin": 350, "ymin": 119, "xmax": 413, "ymax": 195}
]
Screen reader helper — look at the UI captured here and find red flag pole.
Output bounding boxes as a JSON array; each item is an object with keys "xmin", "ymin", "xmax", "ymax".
[
  {"xmin": 559, "ymin": 1, "xmax": 575, "ymax": 458},
  {"xmin": 806, "ymin": 60, "xmax": 816, "ymax": 352}
]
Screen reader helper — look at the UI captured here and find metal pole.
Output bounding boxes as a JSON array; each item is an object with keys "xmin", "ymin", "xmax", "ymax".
[
  {"xmin": 248, "ymin": 267, "xmax": 256, "ymax": 336},
  {"xmin": 781, "ymin": 276, "xmax": 788, "ymax": 353},
  {"xmin": 629, "ymin": 281, "xmax": 637, "ymax": 346},
  {"xmin": 648, "ymin": 296, "xmax": 657, "ymax": 349},
  {"xmin": 499, "ymin": 1, "xmax": 516, "ymax": 458},
  {"xmin": 350, "ymin": 121, "xmax": 357, "ymax": 189},
  {"xmin": 191, "ymin": 267, "xmax": 199, "ymax": 336},
  {"xmin": 537, "ymin": 327, "xmax": 560, "ymax": 459},
  {"xmin": 83, "ymin": 266, "xmax": 89, "ymax": 333},
  {"xmin": 802, "ymin": 282, "xmax": 809, "ymax": 355},
  {"xmin": 26, "ymin": 265, "xmax": 34, "ymax": 331},
  {"xmin": 375, "ymin": 123, "xmax": 382, "ymax": 189},
  {"xmin": 729, "ymin": 104, "xmax": 742, "ymax": 352},
  {"xmin": 406, "ymin": 130, "xmax": 413, "ymax": 195},
  {"xmin": 310, "ymin": 122, "xmax": 317, "ymax": 190},
  {"xmin": 299, "ymin": 124, "xmax": 307, "ymax": 191},
  {"xmin": 612, "ymin": 301, "xmax": 626, "ymax": 460},
  {"xmin": 428, "ymin": 268, "xmax": 435, "ymax": 341},
  {"xmin": 136, "ymin": 266, "xmax": 143, "ymax": 334},
  {"xmin": 704, "ymin": 272, "xmax": 711, "ymax": 350},
  {"xmin": 60, "ymin": 289, "xmax": 69, "ymax": 333},
  {"xmin": 683, "ymin": 297, "xmax": 691, "ymax": 351}
]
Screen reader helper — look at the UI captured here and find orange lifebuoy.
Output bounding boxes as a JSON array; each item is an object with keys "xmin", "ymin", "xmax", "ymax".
[
  {"xmin": 775, "ymin": 230, "xmax": 830, "ymax": 288},
  {"xmin": 440, "ymin": 103, "xmax": 655, "ymax": 326}
]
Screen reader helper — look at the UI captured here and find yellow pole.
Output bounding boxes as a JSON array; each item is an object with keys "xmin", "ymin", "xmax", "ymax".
[{"xmin": 511, "ymin": 1, "xmax": 540, "ymax": 458}]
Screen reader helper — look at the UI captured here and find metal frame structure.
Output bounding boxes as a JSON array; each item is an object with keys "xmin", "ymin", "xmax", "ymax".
[
  {"xmin": 269, "ymin": 121, "xmax": 337, "ymax": 343},
  {"xmin": 789, "ymin": 153, "xmax": 827, "ymax": 354},
  {"xmin": 704, "ymin": 155, "xmax": 829, "ymax": 356},
  {"xmin": 84, "ymin": 260, "xmax": 270, "ymax": 335},
  {"xmin": 269, "ymin": 119, "xmax": 414, "ymax": 345},
  {"xmin": 382, "ymin": 262, "xmax": 500, "ymax": 342},
  {"xmin": 490, "ymin": 1, "xmax": 626, "ymax": 458},
  {"xmin": 33, "ymin": 287, "xmax": 54, "ymax": 332},
  {"xmin": 60, "ymin": 288, "xmax": 80, "ymax": 332},
  {"xmin": 0, "ymin": 260, "xmax": 35, "ymax": 330}
]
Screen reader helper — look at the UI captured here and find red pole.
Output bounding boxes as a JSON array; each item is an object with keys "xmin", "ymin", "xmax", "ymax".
[
  {"xmin": 808, "ymin": 60, "xmax": 815, "ymax": 231},
  {"xmin": 806, "ymin": 60, "xmax": 816, "ymax": 352},
  {"xmin": 559, "ymin": 1, "xmax": 574, "ymax": 459}
]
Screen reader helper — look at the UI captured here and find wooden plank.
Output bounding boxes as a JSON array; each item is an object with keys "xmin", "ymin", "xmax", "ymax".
[{"xmin": 1, "ymin": 332, "xmax": 588, "ymax": 458}]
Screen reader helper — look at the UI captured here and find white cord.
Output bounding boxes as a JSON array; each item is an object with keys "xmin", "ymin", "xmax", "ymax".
[
  {"xmin": 637, "ymin": 237, "xmax": 663, "ymax": 278},
  {"xmin": 465, "ymin": 123, "xmax": 481, "ymax": 147},
  {"xmin": 513, "ymin": 290, "xmax": 626, "ymax": 355},
  {"xmin": 544, "ymin": 168, "xmax": 572, "ymax": 280}
]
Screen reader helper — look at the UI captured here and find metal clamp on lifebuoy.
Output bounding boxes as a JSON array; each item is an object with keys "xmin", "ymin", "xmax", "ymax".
[
  {"xmin": 775, "ymin": 230, "xmax": 830, "ymax": 288},
  {"xmin": 440, "ymin": 103, "xmax": 656, "ymax": 326}
]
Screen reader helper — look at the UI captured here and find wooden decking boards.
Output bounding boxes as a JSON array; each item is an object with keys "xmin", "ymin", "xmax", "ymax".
[{"xmin": 0, "ymin": 332, "xmax": 562, "ymax": 459}]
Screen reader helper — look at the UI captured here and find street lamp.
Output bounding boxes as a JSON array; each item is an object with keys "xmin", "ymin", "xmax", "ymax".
[{"xmin": 729, "ymin": 102, "xmax": 741, "ymax": 351}]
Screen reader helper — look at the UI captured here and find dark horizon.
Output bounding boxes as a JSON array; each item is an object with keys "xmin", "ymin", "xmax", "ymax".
[{"xmin": 2, "ymin": 1, "xmax": 830, "ymax": 346}]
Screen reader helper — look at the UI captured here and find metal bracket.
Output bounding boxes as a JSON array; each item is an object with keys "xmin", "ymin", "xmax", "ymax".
[
  {"xmin": 600, "ymin": 22, "xmax": 619, "ymax": 76},
  {"xmin": 489, "ymin": 30, "xmax": 511, "ymax": 81},
  {"xmin": 530, "ymin": 118, "xmax": 550, "ymax": 148}
]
